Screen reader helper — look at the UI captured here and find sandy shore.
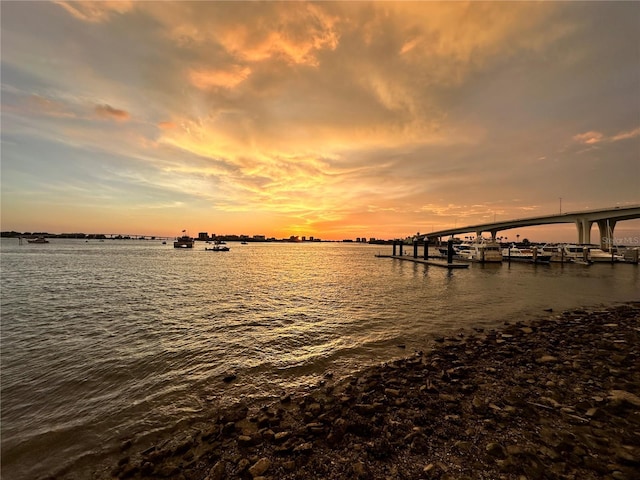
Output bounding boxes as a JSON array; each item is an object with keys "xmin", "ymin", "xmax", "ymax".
[{"xmin": 107, "ymin": 302, "xmax": 640, "ymax": 480}]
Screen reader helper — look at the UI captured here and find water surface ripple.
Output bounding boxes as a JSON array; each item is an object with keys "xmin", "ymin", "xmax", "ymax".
[{"xmin": 1, "ymin": 239, "xmax": 638, "ymax": 479}]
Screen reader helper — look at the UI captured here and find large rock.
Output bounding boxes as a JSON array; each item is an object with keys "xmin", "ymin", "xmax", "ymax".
[{"xmin": 248, "ymin": 457, "xmax": 271, "ymax": 477}]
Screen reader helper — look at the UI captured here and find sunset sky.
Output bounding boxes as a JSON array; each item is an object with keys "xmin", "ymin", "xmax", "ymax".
[{"xmin": 1, "ymin": 1, "xmax": 639, "ymax": 241}]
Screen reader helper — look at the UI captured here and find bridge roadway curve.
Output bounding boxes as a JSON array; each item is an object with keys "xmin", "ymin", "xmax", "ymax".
[{"xmin": 418, "ymin": 204, "xmax": 640, "ymax": 249}]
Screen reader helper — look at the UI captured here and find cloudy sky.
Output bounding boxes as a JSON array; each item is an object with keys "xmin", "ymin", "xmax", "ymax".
[{"xmin": 1, "ymin": 1, "xmax": 639, "ymax": 241}]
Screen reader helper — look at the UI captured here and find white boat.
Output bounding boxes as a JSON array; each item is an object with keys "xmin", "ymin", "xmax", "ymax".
[
  {"xmin": 457, "ymin": 240, "xmax": 503, "ymax": 263},
  {"xmin": 502, "ymin": 244, "xmax": 551, "ymax": 263},
  {"xmin": 438, "ymin": 242, "xmax": 472, "ymax": 260},
  {"xmin": 557, "ymin": 244, "xmax": 621, "ymax": 263},
  {"xmin": 584, "ymin": 246, "xmax": 623, "ymax": 262},
  {"xmin": 205, "ymin": 241, "xmax": 230, "ymax": 252},
  {"xmin": 27, "ymin": 236, "xmax": 49, "ymax": 244},
  {"xmin": 561, "ymin": 244, "xmax": 589, "ymax": 262},
  {"xmin": 541, "ymin": 243, "xmax": 583, "ymax": 263}
]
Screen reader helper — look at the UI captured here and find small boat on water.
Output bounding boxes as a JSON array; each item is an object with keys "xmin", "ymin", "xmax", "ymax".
[
  {"xmin": 173, "ymin": 231, "xmax": 194, "ymax": 248},
  {"xmin": 205, "ymin": 242, "xmax": 230, "ymax": 252},
  {"xmin": 502, "ymin": 244, "xmax": 551, "ymax": 263},
  {"xmin": 27, "ymin": 237, "xmax": 49, "ymax": 244}
]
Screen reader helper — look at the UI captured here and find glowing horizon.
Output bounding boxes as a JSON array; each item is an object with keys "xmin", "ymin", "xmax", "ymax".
[{"xmin": 1, "ymin": 2, "xmax": 639, "ymax": 242}]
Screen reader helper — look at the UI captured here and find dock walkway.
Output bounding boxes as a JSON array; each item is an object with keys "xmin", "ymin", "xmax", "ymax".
[{"xmin": 376, "ymin": 255, "xmax": 469, "ymax": 269}]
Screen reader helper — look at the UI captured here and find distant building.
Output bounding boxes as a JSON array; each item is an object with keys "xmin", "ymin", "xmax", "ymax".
[
  {"xmin": 198, "ymin": 232, "xmax": 208, "ymax": 240},
  {"xmin": 253, "ymin": 235, "xmax": 266, "ymax": 241}
]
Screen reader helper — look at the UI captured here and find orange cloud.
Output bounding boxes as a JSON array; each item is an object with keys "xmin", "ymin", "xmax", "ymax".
[
  {"xmin": 189, "ymin": 65, "xmax": 252, "ymax": 90},
  {"xmin": 28, "ymin": 95, "xmax": 76, "ymax": 118},
  {"xmin": 154, "ymin": 2, "xmax": 340, "ymax": 67},
  {"xmin": 611, "ymin": 127, "xmax": 640, "ymax": 142},
  {"xmin": 55, "ymin": 1, "xmax": 134, "ymax": 23},
  {"xmin": 573, "ymin": 131, "xmax": 603, "ymax": 145},
  {"xmin": 95, "ymin": 104, "xmax": 130, "ymax": 121},
  {"xmin": 573, "ymin": 127, "xmax": 640, "ymax": 145},
  {"xmin": 158, "ymin": 121, "xmax": 177, "ymax": 130}
]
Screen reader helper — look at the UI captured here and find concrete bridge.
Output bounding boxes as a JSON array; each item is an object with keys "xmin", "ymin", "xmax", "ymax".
[{"xmin": 419, "ymin": 204, "xmax": 640, "ymax": 249}]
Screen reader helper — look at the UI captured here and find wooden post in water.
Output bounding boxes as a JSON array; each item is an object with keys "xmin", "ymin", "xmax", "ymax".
[
  {"xmin": 423, "ymin": 240, "xmax": 429, "ymax": 259},
  {"xmin": 413, "ymin": 239, "xmax": 418, "ymax": 258},
  {"xmin": 392, "ymin": 241, "xmax": 397, "ymax": 256},
  {"xmin": 447, "ymin": 239, "xmax": 454, "ymax": 264},
  {"xmin": 583, "ymin": 246, "xmax": 589, "ymax": 263},
  {"xmin": 507, "ymin": 246, "xmax": 511, "ymax": 263},
  {"xmin": 532, "ymin": 246, "xmax": 538, "ymax": 263}
]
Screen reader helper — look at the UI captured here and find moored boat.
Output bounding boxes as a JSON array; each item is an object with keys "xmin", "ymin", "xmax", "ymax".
[
  {"xmin": 502, "ymin": 244, "xmax": 551, "ymax": 263},
  {"xmin": 584, "ymin": 246, "xmax": 623, "ymax": 262},
  {"xmin": 456, "ymin": 239, "xmax": 503, "ymax": 263}
]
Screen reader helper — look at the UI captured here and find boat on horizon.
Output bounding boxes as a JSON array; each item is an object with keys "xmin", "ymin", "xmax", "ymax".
[
  {"xmin": 205, "ymin": 241, "xmax": 230, "ymax": 252},
  {"xmin": 173, "ymin": 231, "xmax": 194, "ymax": 248},
  {"xmin": 27, "ymin": 236, "xmax": 49, "ymax": 244}
]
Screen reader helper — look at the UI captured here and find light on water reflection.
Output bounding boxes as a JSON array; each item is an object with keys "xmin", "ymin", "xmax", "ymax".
[{"xmin": 1, "ymin": 238, "xmax": 638, "ymax": 479}]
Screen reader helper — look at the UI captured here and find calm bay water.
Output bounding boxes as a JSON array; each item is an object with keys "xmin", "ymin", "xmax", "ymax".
[{"xmin": 1, "ymin": 238, "xmax": 638, "ymax": 479}]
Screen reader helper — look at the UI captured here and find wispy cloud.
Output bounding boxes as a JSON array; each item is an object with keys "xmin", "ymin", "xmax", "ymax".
[
  {"xmin": 573, "ymin": 127, "xmax": 640, "ymax": 145},
  {"xmin": 54, "ymin": 1, "xmax": 134, "ymax": 23},
  {"xmin": 94, "ymin": 104, "xmax": 130, "ymax": 122}
]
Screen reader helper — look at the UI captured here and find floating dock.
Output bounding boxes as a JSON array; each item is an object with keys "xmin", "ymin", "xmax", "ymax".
[{"xmin": 376, "ymin": 255, "xmax": 469, "ymax": 269}]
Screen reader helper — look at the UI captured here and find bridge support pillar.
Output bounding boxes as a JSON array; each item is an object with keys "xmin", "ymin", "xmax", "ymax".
[
  {"xmin": 575, "ymin": 218, "xmax": 593, "ymax": 244},
  {"xmin": 597, "ymin": 219, "xmax": 617, "ymax": 251}
]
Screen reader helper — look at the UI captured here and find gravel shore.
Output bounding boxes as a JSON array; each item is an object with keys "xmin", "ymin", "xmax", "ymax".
[{"xmin": 109, "ymin": 302, "xmax": 640, "ymax": 480}]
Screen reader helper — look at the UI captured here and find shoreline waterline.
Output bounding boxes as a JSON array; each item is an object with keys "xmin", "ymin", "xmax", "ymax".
[{"xmin": 99, "ymin": 301, "xmax": 640, "ymax": 480}]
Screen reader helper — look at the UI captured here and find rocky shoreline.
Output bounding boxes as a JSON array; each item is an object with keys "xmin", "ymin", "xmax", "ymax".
[{"xmin": 108, "ymin": 303, "xmax": 640, "ymax": 480}]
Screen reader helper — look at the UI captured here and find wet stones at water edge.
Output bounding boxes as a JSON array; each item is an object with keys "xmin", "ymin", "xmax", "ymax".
[{"xmin": 109, "ymin": 303, "xmax": 640, "ymax": 480}]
